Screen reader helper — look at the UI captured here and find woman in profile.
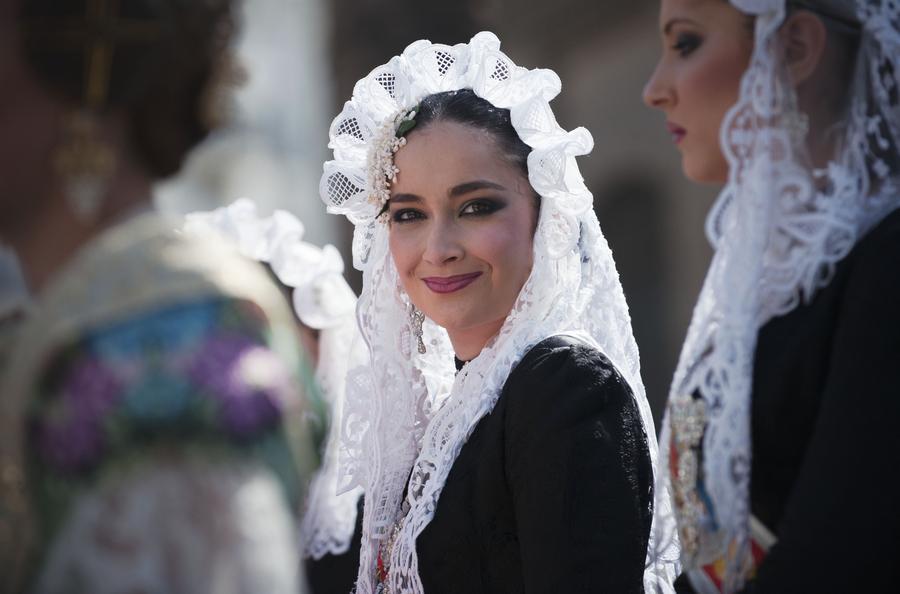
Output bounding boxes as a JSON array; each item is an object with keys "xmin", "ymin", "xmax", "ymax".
[
  {"xmin": 320, "ymin": 31, "xmax": 678, "ymax": 594},
  {"xmin": 644, "ymin": 0, "xmax": 900, "ymax": 592},
  {"xmin": 0, "ymin": 2, "xmax": 316, "ymax": 592}
]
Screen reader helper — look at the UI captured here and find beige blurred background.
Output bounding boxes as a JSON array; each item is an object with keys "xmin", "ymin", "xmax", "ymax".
[{"xmin": 155, "ymin": 0, "xmax": 719, "ymax": 425}]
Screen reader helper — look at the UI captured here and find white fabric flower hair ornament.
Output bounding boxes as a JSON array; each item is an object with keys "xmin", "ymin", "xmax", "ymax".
[
  {"xmin": 657, "ymin": 1, "xmax": 900, "ymax": 592},
  {"xmin": 320, "ymin": 31, "xmax": 679, "ymax": 594},
  {"xmin": 183, "ymin": 198, "xmax": 365, "ymax": 560}
]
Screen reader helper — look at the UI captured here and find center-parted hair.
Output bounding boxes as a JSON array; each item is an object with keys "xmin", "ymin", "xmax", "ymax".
[{"xmin": 412, "ymin": 89, "xmax": 532, "ymax": 178}]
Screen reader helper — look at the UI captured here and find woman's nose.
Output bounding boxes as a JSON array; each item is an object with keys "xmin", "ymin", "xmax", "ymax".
[
  {"xmin": 643, "ymin": 61, "xmax": 675, "ymax": 110},
  {"xmin": 422, "ymin": 220, "xmax": 464, "ymax": 266}
]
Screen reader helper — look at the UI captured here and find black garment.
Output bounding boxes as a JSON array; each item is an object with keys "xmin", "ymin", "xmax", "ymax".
[
  {"xmin": 417, "ymin": 335, "xmax": 653, "ymax": 594},
  {"xmin": 305, "ymin": 498, "xmax": 363, "ymax": 594},
  {"xmin": 676, "ymin": 208, "xmax": 900, "ymax": 593}
]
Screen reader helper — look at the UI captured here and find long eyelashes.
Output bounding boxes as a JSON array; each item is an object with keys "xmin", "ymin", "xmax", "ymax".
[{"xmin": 391, "ymin": 208, "xmax": 425, "ymax": 224}]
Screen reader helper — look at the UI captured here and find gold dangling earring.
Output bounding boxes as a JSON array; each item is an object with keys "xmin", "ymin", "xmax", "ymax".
[
  {"xmin": 52, "ymin": 110, "xmax": 115, "ymax": 222},
  {"xmin": 408, "ymin": 302, "xmax": 426, "ymax": 355}
]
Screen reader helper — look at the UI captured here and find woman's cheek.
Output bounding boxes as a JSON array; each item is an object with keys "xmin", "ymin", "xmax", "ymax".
[{"xmin": 389, "ymin": 231, "xmax": 417, "ymax": 279}]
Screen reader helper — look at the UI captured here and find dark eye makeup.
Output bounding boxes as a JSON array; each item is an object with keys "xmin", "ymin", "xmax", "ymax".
[
  {"xmin": 390, "ymin": 197, "xmax": 506, "ymax": 224},
  {"xmin": 391, "ymin": 208, "xmax": 425, "ymax": 224},
  {"xmin": 460, "ymin": 198, "xmax": 505, "ymax": 216},
  {"xmin": 672, "ymin": 32, "xmax": 702, "ymax": 57}
]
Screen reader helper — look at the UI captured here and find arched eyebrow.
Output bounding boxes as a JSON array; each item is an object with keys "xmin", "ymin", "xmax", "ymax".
[
  {"xmin": 448, "ymin": 180, "xmax": 508, "ymax": 197},
  {"xmin": 663, "ymin": 17, "xmax": 700, "ymax": 35},
  {"xmin": 390, "ymin": 193, "xmax": 422, "ymax": 204},
  {"xmin": 389, "ymin": 180, "xmax": 508, "ymax": 205}
]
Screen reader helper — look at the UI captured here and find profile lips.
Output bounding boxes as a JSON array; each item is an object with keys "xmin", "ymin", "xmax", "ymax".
[
  {"xmin": 422, "ymin": 272, "xmax": 483, "ymax": 294},
  {"xmin": 666, "ymin": 121, "xmax": 686, "ymax": 144}
]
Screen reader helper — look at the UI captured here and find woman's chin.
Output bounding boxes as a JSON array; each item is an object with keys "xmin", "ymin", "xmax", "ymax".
[
  {"xmin": 428, "ymin": 309, "xmax": 506, "ymax": 341},
  {"xmin": 682, "ymin": 153, "xmax": 729, "ymax": 186}
]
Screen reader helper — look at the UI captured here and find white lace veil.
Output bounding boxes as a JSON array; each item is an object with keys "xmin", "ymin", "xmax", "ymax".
[
  {"xmin": 319, "ymin": 31, "xmax": 678, "ymax": 594},
  {"xmin": 657, "ymin": 1, "xmax": 900, "ymax": 592},
  {"xmin": 182, "ymin": 199, "xmax": 366, "ymax": 560}
]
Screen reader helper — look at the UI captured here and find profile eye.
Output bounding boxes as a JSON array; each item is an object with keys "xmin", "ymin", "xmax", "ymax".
[{"xmin": 672, "ymin": 33, "xmax": 701, "ymax": 57}]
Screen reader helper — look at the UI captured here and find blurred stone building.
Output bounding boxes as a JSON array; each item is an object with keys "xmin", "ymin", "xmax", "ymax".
[{"xmin": 328, "ymin": 0, "xmax": 719, "ymax": 423}]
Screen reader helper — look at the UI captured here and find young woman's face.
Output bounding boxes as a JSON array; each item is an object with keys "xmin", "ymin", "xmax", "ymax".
[
  {"xmin": 643, "ymin": 0, "xmax": 753, "ymax": 184},
  {"xmin": 388, "ymin": 120, "xmax": 538, "ymax": 351}
]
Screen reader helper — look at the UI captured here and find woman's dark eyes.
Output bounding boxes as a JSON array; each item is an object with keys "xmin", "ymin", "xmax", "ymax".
[
  {"xmin": 391, "ymin": 208, "xmax": 425, "ymax": 223},
  {"xmin": 390, "ymin": 199, "xmax": 503, "ymax": 223},
  {"xmin": 672, "ymin": 33, "xmax": 701, "ymax": 57},
  {"xmin": 460, "ymin": 199, "xmax": 502, "ymax": 216}
]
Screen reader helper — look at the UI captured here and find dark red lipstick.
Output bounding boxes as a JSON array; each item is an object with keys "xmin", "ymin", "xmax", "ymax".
[
  {"xmin": 667, "ymin": 121, "xmax": 686, "ymax": 144},
  {"xmin": 422, "ymin": 272, "xmax": 483, "ymax": 294}
]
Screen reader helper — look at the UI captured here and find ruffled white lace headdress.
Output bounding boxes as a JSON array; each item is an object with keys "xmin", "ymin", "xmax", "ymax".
[
  {"xmin": 319, "ymin": 31, "xmax": 679, "ymax": 594},
  {"xmin": 182, "ymin": 199, "xmax": 365, "ymax": 559},
  {"xmin": 658, "ymin": 1, "xmax": 900, "ymax": 592}
]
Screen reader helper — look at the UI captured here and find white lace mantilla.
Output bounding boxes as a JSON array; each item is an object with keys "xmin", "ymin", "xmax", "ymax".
[
  {"xmin": 320, "ymin": 31, "xmax": 679, "ymax": 594},
  {"xmin": 659, "ymin": 1, "xmax": 900, "ymax": 592}
]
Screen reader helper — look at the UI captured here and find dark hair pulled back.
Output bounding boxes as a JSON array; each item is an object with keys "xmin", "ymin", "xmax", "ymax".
[{"xmin": 412, "ymin": 89, "xmax": 532, "ymax": 178}]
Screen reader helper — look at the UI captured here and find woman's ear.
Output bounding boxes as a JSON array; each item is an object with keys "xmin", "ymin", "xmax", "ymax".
[{"xmin": 779, "ymin": 10, "xmax": 828, "ymax": 85}]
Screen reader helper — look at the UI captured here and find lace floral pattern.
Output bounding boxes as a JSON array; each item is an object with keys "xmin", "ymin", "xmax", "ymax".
[
  {"xmin": 300, "ymin": 316, "xmax": 366, "ymax": 559},
  {"xmin": 321, "ymin": 31, "xmax": 679, "ymax": 594},
  {"xmin": 658, "ymin": 2, "xmax": 900, "ymax": 592}
]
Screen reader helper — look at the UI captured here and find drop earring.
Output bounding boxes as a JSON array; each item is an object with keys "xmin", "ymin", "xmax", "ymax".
[
  {"xmin": 53, "ymin": 111, "xmax": 115, "ymax": 222},
  {"xmin": 408, "ymin": 302, "xmax": 426, "ymax": 355}
]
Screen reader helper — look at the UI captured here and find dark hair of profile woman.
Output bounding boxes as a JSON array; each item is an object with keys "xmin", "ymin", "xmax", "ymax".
[{"xmin": 18, "ymin": 0, "xmax": 237, "ymax": 179}]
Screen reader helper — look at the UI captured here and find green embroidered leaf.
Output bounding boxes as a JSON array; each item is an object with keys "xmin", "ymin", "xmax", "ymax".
[{"xmin": 396, "ymin": 117, "xmax": 417, "ymax": 138}]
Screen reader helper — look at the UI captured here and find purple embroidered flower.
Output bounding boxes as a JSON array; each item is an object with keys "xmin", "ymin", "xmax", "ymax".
[
  {"xmin": 189, "ymin": 334, "xmax": 294, "ymax": 439},
  {"xmin": 33, "ymin": 358, "xmax": 121, "ymax": 473},
  {"xmin": 62, "ymin": 358, "xmax": 121, "ymax": 415}
]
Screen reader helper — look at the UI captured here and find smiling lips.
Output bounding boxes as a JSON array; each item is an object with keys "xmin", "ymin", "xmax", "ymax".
[
  {"xmin": 667, "ymin": 121, "xmax": 686, "ymax": 144},
  {"xmin": 422, "ymin": 272, "xmax": 483, "ymax": 294}
]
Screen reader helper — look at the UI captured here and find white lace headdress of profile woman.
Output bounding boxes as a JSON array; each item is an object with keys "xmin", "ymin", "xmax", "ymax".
[
  {"xmin": 319, "ymin": 31, "xmax": 679, "ymax": 594},
  {"xmin": 658, "ymin": 1, "xmax": 900, "ymax": 592},
  {"xmin": 182, "ymin": 199, "xmax": 366, "ymax": 559}
]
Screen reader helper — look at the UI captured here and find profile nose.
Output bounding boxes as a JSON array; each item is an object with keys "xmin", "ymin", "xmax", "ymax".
[
  {"xmin": 642, "ymin": 61, "xmax": 674, "ymax": 110},
  {"xmin": 422, "ymin": 220, "xmax": 463, "ymax": 266}
]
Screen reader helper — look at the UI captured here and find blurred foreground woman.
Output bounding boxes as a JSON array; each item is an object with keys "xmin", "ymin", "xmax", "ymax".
[
  {"xmin": 644, "ymin": 0, "xmax": 900, "ymax": 592},
  {"xmin": 0, "ymin": 2, "xmax": 315, "ymax": 592}
]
